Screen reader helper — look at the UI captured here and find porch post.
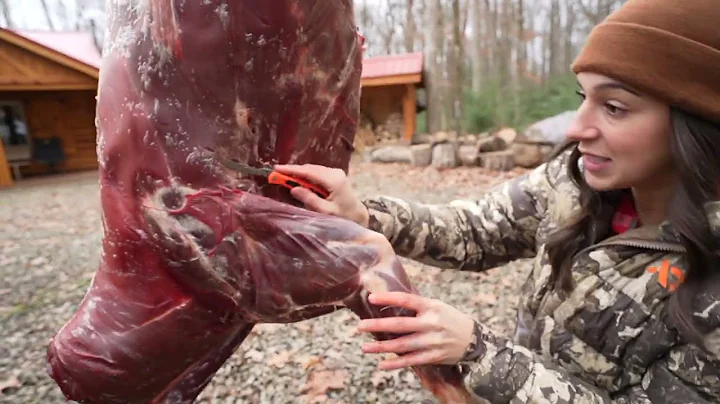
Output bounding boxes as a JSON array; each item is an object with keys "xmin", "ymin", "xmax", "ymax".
[
  {"xmin": 402, "ymin": 83, "xmax": 416, "ymax": 143},
  {"xmin": 0, "ymin": 141, "xmax": 13, "ymax": 187}
]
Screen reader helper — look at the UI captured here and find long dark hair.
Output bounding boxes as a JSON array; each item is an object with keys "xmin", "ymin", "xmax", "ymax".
[{"xmin": 544, "ymin": 107, "xmax": 720, "ymax": 346}]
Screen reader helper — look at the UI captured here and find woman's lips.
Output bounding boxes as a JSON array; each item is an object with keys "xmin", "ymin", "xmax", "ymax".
[{"xmin": 582, "ymin": 153, "xmax": 611, "ymax": 172}]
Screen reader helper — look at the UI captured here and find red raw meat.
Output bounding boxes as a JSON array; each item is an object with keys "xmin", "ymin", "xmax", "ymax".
[{"xmin": 46, "ymin": 1, "xmax": 475, "ymax": 403}]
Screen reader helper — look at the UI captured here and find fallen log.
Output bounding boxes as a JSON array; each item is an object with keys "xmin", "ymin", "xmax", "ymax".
[
  {"xmin": 410, "ymin": 144, "xmax": 433, "ymax": 166},
  {"xmin": 370, "ymin": 144, "xmax": 413, "ymax": 163},
  {"xmin": 457, "ymin": 144, "xmax": 480, "ymax": 166},
  {"xmin": 479, "ymin": 150, "xmax": 516, "ymax": 171},
  {"xmin": 432, "ymin": 143, "xmax": 458, "ymax": 168}
]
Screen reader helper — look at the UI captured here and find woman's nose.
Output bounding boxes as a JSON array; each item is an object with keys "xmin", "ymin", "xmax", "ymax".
[{"xmin": 565, "ymin": 108, "xmax": 599, "ymax": 142}]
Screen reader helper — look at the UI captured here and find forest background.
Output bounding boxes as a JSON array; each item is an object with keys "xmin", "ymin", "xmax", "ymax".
[{"xmin": 0, "ymin": 0, "xmax": 627, "ymax": 134}]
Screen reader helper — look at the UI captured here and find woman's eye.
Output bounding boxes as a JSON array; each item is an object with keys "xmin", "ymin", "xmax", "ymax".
[
  {"xmin": 575, "ymin": 90, "xmax": 586, "ymax": 100},
  {"xmin": 605, "ymin": 103, "xmax": 626, "ymax": 116}
]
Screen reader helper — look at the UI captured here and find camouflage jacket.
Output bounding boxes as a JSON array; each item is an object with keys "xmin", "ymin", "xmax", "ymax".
[{"xmin": 363, "ymin": 152, "xmax": 720, "ymax": 404}]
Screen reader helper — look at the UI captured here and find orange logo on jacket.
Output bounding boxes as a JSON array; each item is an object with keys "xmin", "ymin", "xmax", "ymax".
[{"xmin": 647, "ymin": 260, "xmax": 685, "ymax": 292}]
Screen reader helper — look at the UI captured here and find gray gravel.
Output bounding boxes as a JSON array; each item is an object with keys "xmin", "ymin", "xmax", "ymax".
[{"xmin": 0, "ymin": 159, "xmax": 532, "ymax": 404}]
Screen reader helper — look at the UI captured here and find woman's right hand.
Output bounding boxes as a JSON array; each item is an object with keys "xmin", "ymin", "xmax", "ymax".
[{"xmin": 273, "ymin": 164, "xmax": 370, "ymax": 227}]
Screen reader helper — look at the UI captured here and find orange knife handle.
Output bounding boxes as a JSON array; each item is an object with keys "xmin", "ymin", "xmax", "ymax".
[{"xmin": 267, "ymin": 171, "xmax": 330, "ymax": 199}]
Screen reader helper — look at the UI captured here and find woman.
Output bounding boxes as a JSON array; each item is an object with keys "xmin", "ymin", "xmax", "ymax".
[{"xmin": 277, "ymin": 0, "xmax": 720, "ymax": 402}]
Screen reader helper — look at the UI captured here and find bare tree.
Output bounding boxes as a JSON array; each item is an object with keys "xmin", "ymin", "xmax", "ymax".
[
  {"xmin": 404, "ymin": 0, "xmax": 416, "ymax": 52},
  {"xmin": 0, "ymin": 0, "xmax": 13, "ymax": 28},
  {"xmin": 447, "ymin": 0, "xmax": 465, "ymax": 133},
  {"xmin": 469, "ymin": 0, "xmax": 485, "ymax": 92},
  {"xmin": 355, "ymin": 0, "xmax": 375, "ymax": 54},
  {"xmin": 512, "ymin": 0, "xmax": 527, "ymax": 122},
  {"xmin": 425, "ymin": 0, "xmax": 445, "ymax": 132},
  {"xmin": 39, "ymin": 0, "xmax": 55, "ymax": 30},
  {"xmin": 563, "ymin": 0, "xmax": 578, "ymax": 70},
  {"xmin": 378, "ymin": 1, "xmax": 402, "ymax": 54}
]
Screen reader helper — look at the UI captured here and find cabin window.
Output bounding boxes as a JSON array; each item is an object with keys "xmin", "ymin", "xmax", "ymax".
[
  {"xmin": 0, "ymin": 102, "xmax": 29, "ymax": 146},
  {"xmin": 0, "ymin": 101, "xmax": 32, "ymax": 179}
]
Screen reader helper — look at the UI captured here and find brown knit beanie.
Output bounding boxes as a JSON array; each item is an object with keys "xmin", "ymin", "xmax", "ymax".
[{"xmin": 571, "ymin": 0, "xmax": 720, "ymax": 124}]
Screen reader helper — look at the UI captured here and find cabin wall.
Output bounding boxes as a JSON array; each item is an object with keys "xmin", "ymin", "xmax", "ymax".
[{"xmin": 0, "ymin": 90, "xmax": 98, "ymax": 177}]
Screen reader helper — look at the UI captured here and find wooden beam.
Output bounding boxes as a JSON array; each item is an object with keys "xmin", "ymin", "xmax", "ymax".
[
  {"xmin": 0, "ymin": 83, "xmax": 97, "ymax": 91},
  {"xmin": 402, "ymin": 83, "xmax": 417, "ymax": 143},
  {"xmin": 361, "ymin": 73, "xmax": 422, "ymax": 87},
  {"xmin": 0, "ymin": 141, "xmax": 13, "ymax": 187},
  {"xmin": 0, "ymin": 30, "xmax": 99, "ymax": 79}
]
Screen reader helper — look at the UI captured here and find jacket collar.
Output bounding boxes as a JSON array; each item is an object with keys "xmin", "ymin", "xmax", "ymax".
[{"xmin": 601, "ymin": 200, "xmax": 720, "ymax": 251}]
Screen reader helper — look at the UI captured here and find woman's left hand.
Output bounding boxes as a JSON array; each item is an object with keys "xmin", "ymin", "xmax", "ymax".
[{"xmin": 357, "ymin": 291, "xmax": 476, "ymax": 371}]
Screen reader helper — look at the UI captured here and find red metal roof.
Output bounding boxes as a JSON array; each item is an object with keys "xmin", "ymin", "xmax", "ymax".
[
  {"xmin": 361, "ymin": 52, "xmax": 424, "ymax": 79},
  {"xmin": 9, "ymin": 29, "xmax": 102, "ymax": 69}
]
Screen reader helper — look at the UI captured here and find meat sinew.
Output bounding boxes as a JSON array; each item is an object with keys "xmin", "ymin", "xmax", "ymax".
[{"xmin": 46, "ymin": 1, "xmax": 475, "ymax": 403}]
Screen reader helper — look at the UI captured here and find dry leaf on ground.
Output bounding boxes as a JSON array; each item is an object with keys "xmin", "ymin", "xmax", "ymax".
[
  {"xmin": 473, "ymin": 293, "xmax": 498, "ymax": 305},
  {"xmin": 244, "ymin": 349, "xmax": 264, "ymax": 362},
  {"xmin": 0, "ymin": 376, "xmax": 21, "ymax": 394},
  {"xmin": 370, "ymin": 370, "xmax": 393, "ymax": 388},
  {"xmin": 267, "ymin": 350, "xmax": 292, "ymax": 368},
  {"xmin": 299, "ymin": 368, "xmax": 349, "ymax": 398},
  {"xmin": 295, "ymin": 354, "xmax": 323, "ymax": 369}
]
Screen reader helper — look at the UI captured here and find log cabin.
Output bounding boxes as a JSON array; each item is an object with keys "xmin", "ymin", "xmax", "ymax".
[
  {"xmin": 0, "ymin": 28, "xmax": 100, "ymax": 188},
  {"xmin": 0, "ymin": 28, "xmax": 424, "ymax": 188}
]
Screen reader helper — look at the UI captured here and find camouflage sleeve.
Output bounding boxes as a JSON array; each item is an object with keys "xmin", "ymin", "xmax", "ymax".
[
  {"xmin": 459, "ymin": 308, "xmax": 720, "ymax": 404},
  {"xmin": 361, "ymin": 153, "xmax": 567, "ymax": 271},
  {"xmin": 458, "ymin": 320, "xmax": 616, "ymax": 404}
]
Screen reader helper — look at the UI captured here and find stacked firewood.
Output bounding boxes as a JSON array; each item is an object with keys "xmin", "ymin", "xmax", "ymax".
[
  {"xmin": 374, "ymin": 112, "xmax": 403, "ymax": 143},
  {"xmin": 353, "ymin": 112, "xmax": 408, "ymax": 153}
]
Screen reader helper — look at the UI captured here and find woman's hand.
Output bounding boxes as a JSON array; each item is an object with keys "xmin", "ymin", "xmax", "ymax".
[
  {"xmin": 273, "ymin": 164, "xmax": 370, "ymax": 227},
  {"xmin": 357, "ymin": 291, "xmax": 476, "ymax": 371}
]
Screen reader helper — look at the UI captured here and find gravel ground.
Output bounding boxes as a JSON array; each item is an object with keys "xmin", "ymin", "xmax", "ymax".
[{"xmin": 0, "ymin": 158, "xmax": 532, "ymax": 404}]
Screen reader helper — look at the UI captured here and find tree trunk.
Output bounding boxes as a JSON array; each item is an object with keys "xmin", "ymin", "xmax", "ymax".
[
  {"xmin": 484, "ymin": 0, "xmax": 498, "ymax": 83},
  {"xmin": 495, "ymin": 0, "xmax": 513, "ymax": 125},
  {"xmin": 563, "ymin": 0, "xmax": 577, "ymax": 69},
  {"xmin": 39, "ymin": 0, "xmax": 55, "ymax": 30},
  {"xmin": 425, "ymin": 0, "xmax": 445, "ymax": 133},
  {"xmin": 547, "ymin": 0, "xmax": 560, "ymax": 79},
  {"xmin": 404, "ymin": 0, "xmax": 416, "ymax": 52},
  {"xmin": 516, "ymin": 0, "xmax": 526, "ymax": 75},
  {"xmin": 449, "ymin": 0, "xmax": 464, "ymax": 134},
  {"xmin": 470, "ymin": 0, "xmax": 484, "ymax": 92},
  {"xmin": 356, "ymin": 1, "xmax": 373, "ymax": 54},
  {"xmin": 512, "ymin": 0, "xmax": 526, "ymax": 123},
  {"xmin": 0, "ymin": 0, "xmax": 13, "ymax": 28}
]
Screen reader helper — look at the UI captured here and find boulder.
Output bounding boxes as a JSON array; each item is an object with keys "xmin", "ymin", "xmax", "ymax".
[
  {"xmin": 524, "ymin": 110, "xmax": 576, "ymax": 144},
  {"xmin": 370, "ymin": 145, "xmax": 412, "ymax": 164}
]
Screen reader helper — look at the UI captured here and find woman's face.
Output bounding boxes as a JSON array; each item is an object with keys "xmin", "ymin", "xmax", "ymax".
[{"xmin": 566, "ymin": 72, "xmax": 674, "ymax": 192}]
